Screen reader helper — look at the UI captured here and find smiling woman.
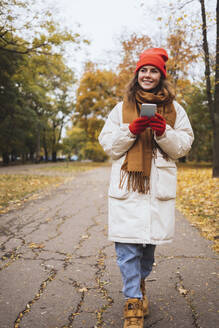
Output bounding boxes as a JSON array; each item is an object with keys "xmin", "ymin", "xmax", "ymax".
[
  {"xmin": 98, "ymin": 47, "xmax": 194, "ymax": 327},
  {"xmin": 137, "ymin": 66, "xmax": 161, "ymax": 91}
]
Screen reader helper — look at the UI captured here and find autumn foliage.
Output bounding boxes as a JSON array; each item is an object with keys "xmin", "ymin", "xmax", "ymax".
[
  {"xmin": 116, "ymin": 33, "xmax": 152, "ymax": 99},
  {"xmin": 176, "ymin": 164, "xmax": 219, "ymax": 253}
]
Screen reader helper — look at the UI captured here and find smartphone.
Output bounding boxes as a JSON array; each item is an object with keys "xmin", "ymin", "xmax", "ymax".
[{"xmin": 140, "ymin": 103, "xmax": 157, "ymax": 118}]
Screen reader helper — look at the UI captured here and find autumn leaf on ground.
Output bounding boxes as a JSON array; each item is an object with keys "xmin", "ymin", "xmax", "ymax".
[
  {"xmin": 28, "ymin": 243, "xmax": 45, "ymax": 249},
  {"xmin": 178, "ymin": 287, "xmax": 188, "ymax": 296},
  {"xmin": 176, "ymin": 164, "xmax": 219, "ymax": 253},
  {"xmin": 79, "ymin": 287, "xmax": 88, "ymax": 293}
]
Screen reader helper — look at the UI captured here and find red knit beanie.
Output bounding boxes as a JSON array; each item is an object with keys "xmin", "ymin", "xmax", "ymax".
[{"xmin": 135, "ymin": 48, "xmax": 168, "ymax": 78}]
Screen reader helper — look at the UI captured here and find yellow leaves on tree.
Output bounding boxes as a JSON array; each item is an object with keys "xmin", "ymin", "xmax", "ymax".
[
  {"xmin": 166, "ymin": 29, "xmax": 199, "ymax": 95},
  {"xmin": 75, "ymin": 64, "xmax": 118, "ymax": 134},
  {"xmin": 116, "ymin": 33, "xmax": 152, "ymax": 98}
]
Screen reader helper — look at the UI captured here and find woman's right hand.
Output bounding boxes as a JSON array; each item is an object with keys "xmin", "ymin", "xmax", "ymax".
[{"xmin": 129, "ymin": 117, "xmax": 151, "ymax": 135}]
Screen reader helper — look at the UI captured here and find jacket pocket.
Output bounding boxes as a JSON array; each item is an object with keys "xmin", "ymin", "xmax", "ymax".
[
  {"xmin": 108, "ymin": 161, "xmax": 129, "ymax": 199},
  {"xmin": 155, "ymin": 157, "xmax": 177, "ymax": 201}
]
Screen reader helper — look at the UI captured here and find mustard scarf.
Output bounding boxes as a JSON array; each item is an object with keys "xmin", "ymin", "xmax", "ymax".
[{"xmin": 120, "ymin": 88, "xmax": 176, "ymax": 194}]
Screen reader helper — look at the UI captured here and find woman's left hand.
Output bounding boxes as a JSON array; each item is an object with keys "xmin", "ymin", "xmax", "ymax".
[{"xmin": 149, "ymin": 113, "xmax": 166, "ymax": 137}]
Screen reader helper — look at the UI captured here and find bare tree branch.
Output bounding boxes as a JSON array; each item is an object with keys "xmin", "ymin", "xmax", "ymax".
[
  {"xmin": 0, "ymin": 42, "xmax": 52, "ymax": 55},
  {"xmin": 199, "ymin": 0, "xmax": 214, "ymax": 122},
  {"xmin": 178, "ymin": 0, "xmax": 195, "ymax": 10}
]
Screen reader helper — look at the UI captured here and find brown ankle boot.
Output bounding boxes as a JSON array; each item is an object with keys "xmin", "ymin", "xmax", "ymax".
[
  {"xmin": 140, "ymin": 279, "xmax": 149, "ymax": 316},
  {"xmin": 124, "ymin": 298, "xmax": 144, "ymax": 328}
]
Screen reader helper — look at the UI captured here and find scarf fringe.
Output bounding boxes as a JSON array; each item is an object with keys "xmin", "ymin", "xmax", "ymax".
[{"xmin": 119, "ymin": 169, "xmax": 150, "ymax": 194}]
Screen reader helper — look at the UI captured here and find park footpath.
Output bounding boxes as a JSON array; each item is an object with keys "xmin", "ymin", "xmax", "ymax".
[{"xmin": 0, "ymin": 166, "xmax": 218, "ymax": 328}]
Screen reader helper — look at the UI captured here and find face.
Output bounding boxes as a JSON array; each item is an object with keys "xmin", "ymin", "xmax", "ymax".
[{"xmin": 137, "ymin": 65, "xmax": 161, "ymax": 91}]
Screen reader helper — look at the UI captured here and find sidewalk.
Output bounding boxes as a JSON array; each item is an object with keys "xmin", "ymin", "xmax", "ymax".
[{"xmin": 0, "ymin": 166, "xmax": 218, "ymax": 328}]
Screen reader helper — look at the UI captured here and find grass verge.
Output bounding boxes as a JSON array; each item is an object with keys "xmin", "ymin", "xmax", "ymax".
[
  {"xmin": 176, "ymin": 164, "xmax": 219, "ymax": 253},
  {"xmin": 0, "ymin": 175, "xmax": 64, "ymax": 214},
  {"xmin": 0, "ymin": 162, "xmax": 109, "ymax": 214}
]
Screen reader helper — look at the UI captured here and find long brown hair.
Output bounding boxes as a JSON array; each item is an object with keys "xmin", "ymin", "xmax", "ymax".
[{"xmin": 125, "ymin": 72, "xmax": 175, "ymax": 103}]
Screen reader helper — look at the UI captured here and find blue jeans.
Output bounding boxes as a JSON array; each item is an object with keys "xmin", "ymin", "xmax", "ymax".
[{"xmin": 115, "ymin": 243, "xmax": 156, "ymax": 299}]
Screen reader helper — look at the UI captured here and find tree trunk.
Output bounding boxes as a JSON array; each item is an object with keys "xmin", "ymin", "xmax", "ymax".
[
  {"xmin": 22, "ymin": 154, "xmax": 26, "ymax": 164},
  {"xmin": 11, "ymin": 152, "xmax": 16, "ymax": 162},
  {"xmin": 35, "ymin": 123, "xmax": 41, "ymax": 163},
  {"xmin": 52, "ymin": 151, "xmax": 57, "ymax": 162},
  {"xmin": 2, "ymin": 152, "xmax": 9, "ymax": 165},
  {"xmin": 44, "ymin": 148, "xmax": 48, "ymax": 161},
  {"xmin": 52, "ymin": 123, "xmax": 57, "ymax": 162},
  {"xmin": 213, "ymin": 0, "xmax": 219, "ymax": 177},
  {"xmin": 42, "ymin": 129, "xmax": 48, "ymax": 161},
  {"xmin": 30, "ymin": 151, "xmax": 34, "ymax": 162},
  {"xmin": 199, "ymin": 0, "xmax": 218, "ymax": 177}
]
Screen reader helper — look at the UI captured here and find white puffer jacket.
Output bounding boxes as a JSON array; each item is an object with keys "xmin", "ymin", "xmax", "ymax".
[{"xmin": 98, "ymin": 101, "xmax": 194, "ymax": 245}]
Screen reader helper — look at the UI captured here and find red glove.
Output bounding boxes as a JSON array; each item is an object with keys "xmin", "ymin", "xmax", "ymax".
[
  {"xmin": 129, "ymin": 117, "xmax": 151, "ymax": 135},
  {"xmin": 149, "ymin": 113, "xmax": 166, "ymax": 137}
]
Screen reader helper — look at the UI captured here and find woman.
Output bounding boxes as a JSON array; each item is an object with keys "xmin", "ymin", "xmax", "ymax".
[{"xmin": 98, "ymin": 48, "xmax": 194, "ymax": 328}]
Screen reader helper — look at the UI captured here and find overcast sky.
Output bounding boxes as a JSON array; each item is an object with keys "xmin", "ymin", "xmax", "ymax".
[
  {"xmin": 45, "ymin": 0, "xmax": 155, "ymax": 73},
  {"xmin": 38, "ymin": 0, "xmax": 216, "ymax": 76}
]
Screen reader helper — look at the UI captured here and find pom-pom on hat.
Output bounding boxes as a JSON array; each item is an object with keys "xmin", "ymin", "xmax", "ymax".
[{"xmin": 135, "ymin": 48, "xmax": 168, "ymax": 78}]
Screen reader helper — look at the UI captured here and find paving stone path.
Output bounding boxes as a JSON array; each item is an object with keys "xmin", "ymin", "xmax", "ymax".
[{"xmin": 0, "ymin": 166, "xmax": 218, "ymax": 328}]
